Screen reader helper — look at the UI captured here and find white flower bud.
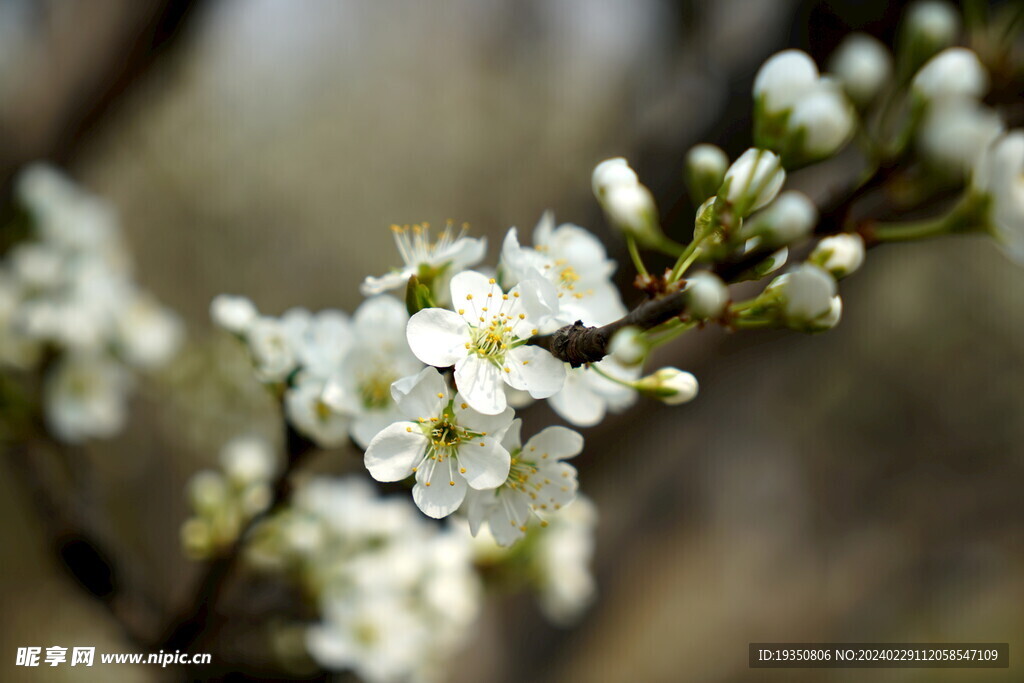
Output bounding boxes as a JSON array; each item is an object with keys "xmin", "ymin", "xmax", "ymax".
[
  {"xmin": 906, "ymin": 1, "xmax": 959, "ymax": 48},
  {"xmin": 811, "ymin": 233, "xmax": 865, "ymax": 278},
  {"xmin": 769, "ymin": 264, "xmax": 838, "ymax": 328},
  {"xmin": 814, "ymin": 296, "xmax": 843, "ymax": 331},
  {"xmin": 747, "ymin": 191, "xmax": 818, "ymax": 246},
  {"xmin": 636, "ymin": 367, "xmax": 699, "ymax": 405},
  {"xmin": 973, "ymin": 131, "xmax": 1024, "ymax": 264},
  {"xmin": 919, "ymin": 99, "xmax": 1004, "ymax": 175},
  {"xmin": 912, "ymin": 48, "xmax": 988, "ymax": 102},
  {"xmin": 829, "ymin": 33, "xmax": 893, "ymax": 105},
  {"xmin": 189, "ymin": 470, "xmax": 229, "ymax": 515},
  {"xmin": 219, "ymin": 435, "xmax": 277, "ymax": 485},
  {"xmin": 211, "ymin": 294, "xmax": 258, "ymax": 335},
  {"xmin": 601, "ymin": 182, "xmax": 660, "ymax": 243},
  {"xmin": 722, "ymin": 148, "xmax": 786, "ymax": 217},
  {"xmin": 592, "ymin": 157, "xmax": 638, "ymax": 199},
  {"xmin": 608, "ymin": 326, "xmax": 647, "ymax": 366},
  {"xmin": 788, "ymin": 80, "xmax": 855, "ymax": 159},
  {"xmin": 686, "ymin": 144, "xmax": 729, "ymax": 204},
  {"xmin": 754, "ymin": 49, "xmax": 820, "ymax": 114},
  {"xmin": 684, "ymin": 271, "xmax": 729, "ymax": 320}
]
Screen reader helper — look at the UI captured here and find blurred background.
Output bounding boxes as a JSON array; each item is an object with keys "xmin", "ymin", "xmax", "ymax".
[{"xmin": 1, "ymin": 0, "xmax": 1022, "ymax": 680}]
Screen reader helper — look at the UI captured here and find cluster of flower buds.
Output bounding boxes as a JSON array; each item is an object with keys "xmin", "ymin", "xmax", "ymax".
[{"xmin": 180, "ymin": 435, "xmax": 278, "ymax": 559}]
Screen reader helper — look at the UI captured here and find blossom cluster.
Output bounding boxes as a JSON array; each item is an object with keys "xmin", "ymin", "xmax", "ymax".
[
  {"xmin": 248, "ymin": 477, "xmax": 480, "ymax": 682},
  {"xmin": 0, "ymin": 165, "xmax": 182, "ymax": 442}
]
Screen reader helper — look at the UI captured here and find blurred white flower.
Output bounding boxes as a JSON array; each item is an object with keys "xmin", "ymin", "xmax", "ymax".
[
  {"xmin": 285, "ymin": 375, "xmax": 352, "ymax": 448},
  {"xmin": 321, "ymin": 296, "xmax": 423, "ymax": 449},
  {"xmin": 549, "ymin": 359, "xmax": 639, "ymax": 427},
  {"xmin": 973, "ymin": 131, "xmax": 1024, "ymax": 264},
  {"xmin": 811, "ymin": 234, "xmax": 866, "ymax": 279},
  {"xmin": 465, "ymin": 420, "xmax": 583, "ymax": 546},
  {"xmin": 210, "ymin": 294, "xmax": 258, "ymax": 335},
  {"xmin": 744, "ymin": 190, "xmax": 818, "ymax": 247},
  {"xmin": 219, "ymin": 434, "xmax": 277, "ymax": 485},
  {"xmin": 117, "ymin": 294, "xmax": 183, "ymax": 368},
  {"xmin": 406, "ymin": 271, "xmax": 565, "ymax": 415},
  {"xmin": 684, "ymin": 271, "xmax": 729, "ymax": 320},
  {"xmin": 905, "ymin": 0, "xmax": 959, "ymax": 49},
  {"xmin": 768, "ymin": 264, "xmax": 841, "ymax": 331},
  {"xmin": 361, "ymin": 222, "xmax": 486, "ymax": 297},
  {"xmin": 686, "ymin": 144, "xmax": 729, "ymax": 204},
  {"xmin": 591, "ymin": 157, "xmax": 638, "ymax": 198},
  {"xmin": 44, "ymin": 354, "xmax": 132, "ymax": 444},
  {"xmin": 829, "ymin": 33, "xmax": 893, "ymax": 105},
  {"xmin": 500, "ymin": 211, "xmax": 626, "ymax": 327},
  {"xmin": 607, "ymin": 326, "xmax": 647, "ymax": 366},
  {"xmin": 247, "ymin": 316, "xmax": 299, "ymax": 382},
  {"xmin": 591, "ymin": 157, "xmax": 663, "ymax": 245},
  {"xmin": 363, "ymin": 367, "xmax": 514, "ymax": 519},
  {"xmin": 919, "ymin": 99, "xmax": 1004, "ymax": 174},
  {"xmin": 912, "ymin": 47, "xmax": 988, "ymax": 102},
  {"xmin": 722, "ymin": 148, "xmax": 786, "ymax": 217},
  {"xmin": 754, "ymin": 49, "xmax": 820, "ymax": 114},
  {"xmin": 787, "ymin": 80, "xmax": 855, "ymax": 158},
  {"xmin": 535, "ymin": 496, "xmax": 598, "ymax": 625}
]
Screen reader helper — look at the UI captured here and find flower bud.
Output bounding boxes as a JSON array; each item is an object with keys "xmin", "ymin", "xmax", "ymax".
[
  {"xmin": 219, "ymin": 435, "xmax": 277, "ymax": 485},
  {"xmin": 972, "ymin": 131, "xmax": 1024, "ymax": 264},
  {"xmin": 768, "ymin": 264, "xmax": 838, "ymax": 330},
  {"xmin": 721, "ymin": 148, "xmax": 786, "ymax": 218},
  {"xmin": 592, "ymin": 157, "xmax": 638, "ymax": 199},
  {"xmin": 635, "ymin": 367, "xmax": 699, "ymax": 405},
  {"xmin": 788, "ymin": 80, "xmax": 855, "ymax": 159},
  {"xmin": 188, "ymin": 470, "xmax": 229, "ymax": 515},
  {"xmin": 902, "ymin": 1, "xmax": 959, "ymax": 73},
  {"xmin": 813, "ymin": 296, "xmax": 843, "ymax": 331},
  {"xmin": 601, "ymin": 182, "xmax": 661, "ymax": 245},
  {"xmin": 744, "ymin": 191, "xmax": 817, "ymax": 247},
  {"xmin": 912, "ymin": 47, "xmax": 988, "ymax": 102},
  {"xmin": 684, "ymin": 271, "xmax": 729, "ymax": 320},
  {"xmin": 608, "ymin": 326, "xmax": 647, "ymax": 366},
  {"xmin": 829, "ymin": 33, "xmax": 893, "ymax": 106},
  {"xmin": 211, "ymin": 294, "xmax": 258, "ymax": 335},
  {"xmin": 686, "ymin": 144, "xmax": 729, "ymax": 205},
  {"xmin": 810, "ymin": 234, "xmax": 865, "ymax": 278},
  {"xmin": 918, "ymin": 99, "xmax": 1003, "ymax": 175},
  {"xmin": 754, "ymin": 50, "xmax": 820, "ymax": 114}
]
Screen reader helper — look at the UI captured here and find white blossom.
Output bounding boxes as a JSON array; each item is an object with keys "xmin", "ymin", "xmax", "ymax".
[
  {"xmin": 361, "ymin": 222, "xmax": 486, "ymax": 297},
  {"xmin": 607, "ymin": 327, "xmax": 647, "ymax": 366},
  {"xmin": 787, "ymin": 79, "xmax": 855, "ymax": 158},
  {"xmin": 973, "ymin": 131, "xmax": 1024, "ymax": 263},
  {"xmin": 829, "ymin": 33, "xmax": 893, "ymax": 105},
  {"xmin": 549, "ymin": 359, "xmax": 639, "ymax": 427},
  {"xmin": 219, "ymin": 434, "xmax": 277, "ymax": 485},
  {"xmin": 912, "ymin": 47, "xmax": 988, "ymax": 102},
  {"xmin": 919, "ymin": 99, "xmax": 1004, "ymax": 174},
  {"xmin": 465, "ymin": 419, "xmax": 583, "ymax": 546},
  {"xmin": 591, "ymin": 157, "xmax": 638, "ymax": 198},
  {"xmin": 635, "ymin": 367, "xmax": 699, "ymax": 405},
  {"xmin": 534, "ymin": 496, "xmax": 598, "ymax": 625},
  {"xmin": 285, "ymin": 374, "xmax": 352, "ymax": 448},
  {"xmin": 722, "ymin": 148, "xmax": 786, "ymax": 217},
  {"xmin": 321, "ymin": 296, "xmax": 424, "ymax": 449},
  {"xmin": 246, "ymin": 316, "xmax": 300, "ymax": 382},
  {"xmin": 685, "ymin": 271, "xmax": 729, "ymax": 319},
  {"xmin": 754, "ymin": 49, "xmax": 820, "ymax": 114},
  {"xmin": 905, "ymin": 1, "xmax": 959, "ymax": 48},
  {"xmin": 500, "ymin": 211, "xmax": 626, "ymax": 327},
  {"xmin": 745, "ymin": 190, "xmax": 818, "ymax": 247},
  {"xmin": 768, "ymin": 264, "xmax": 840, "ymax": 330},
  {"xmin": 210, "ymin": 294, "xmax": 258, "ymax": 335},
  {"xmin": 116, "ymin": 293, "xmax": 183, "ymax": 368},
  {"xmin": 601, "ymin": 182, "xmax": 660, "ymax": 242},
  {"xmin": 406, "ymin": 271, "xmax": 565, "ymax": 415},
  {"xmin": 686, "ymin": 144, "xmax": 729, "ymax": 203},
  {"xmin": 811, "ymin": 234, "xmax": 866, "ymax": 278},
  {"xmin": 44, "ymin": 354, "xmax": 132, "ymax": 444},
  {"xmin": 363, "ymin": 367, "xmax": 515, "ymax": 518}
]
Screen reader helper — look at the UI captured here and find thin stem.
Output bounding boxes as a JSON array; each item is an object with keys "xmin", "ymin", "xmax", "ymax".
[
  {"xmin": 648, "ymin": 320, "xmax": 697, "ymax": 348},
  {"xmin": 589, "ymin": 363, "xmax": 639, "ymax": 389},
  {"xmin": 668, "ymin": 238, "xmax": 704, "ymax": 282},
  {"xmin": 626, "ymin": 236, "xmax": 649, "ymax": 277}
]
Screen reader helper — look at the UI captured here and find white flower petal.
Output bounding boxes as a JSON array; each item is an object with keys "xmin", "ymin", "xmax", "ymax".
[
  {"xmin": 506, "ymin": 346, "xmax": 566, "ymax": 398},
  {"xmin": 413, "ymin": 468, "xmax": 468, "ymax": 518},
  {"xmin": 449, "ymin": 270, "xmax": 494, "ymax": 309},
  {"xmin": 407, "ymin": 308, "xmax": 470, "ymax": 367},
  {"xmin": 523, "ymin": 425, "xmax": 584, "ymax": 461},
  {"xmin": 453, "ymin": 398, "xmax": 514, "ymax": 439},
  {"xmin": 454, "ymin": 356, "xmax": 507, "ymax": 415},
  {"xmin": 457, "ymin": 438, "xmax": 510, "ymax": 490},
  {"xmin": 549, "ymin": 371, "xmax": 607, "ymax": 427},
  {"xmin": 360, "ymin": 270, "xmax": 411, "ymax": 296},
  {"xmin": 394, "ymin": 367, "xmax": 448, "ymax": 419},
  {"xmin": 364, "ymin": 422, "xmax": 426, "ymax": 482}
]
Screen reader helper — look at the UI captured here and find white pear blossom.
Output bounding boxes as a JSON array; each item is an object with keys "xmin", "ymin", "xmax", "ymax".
[
  {"xmin": 635, "ymin": 367, "xmax": 699, "ymax": 405},
  {"xmin": 919, "ymin": 99, "xmax": 1004, "ymax": 174},
  {"xmin": 912, "ymin": 47, "xmax": 988, "ymax": 102},
  {"xmin": 722, "ymin": 148, "xmax": 786, "ymax": 217},
  {"xmin": 116, "ymin": 293, "xmax": 183, "ymax": 368},
  {"xmin": 285, "ymin": 375, "xmax": 352, "ymax": 448},
  {"xmin": 465, "ymin": 420, "xmax": 583, "ymax": 546},
  {"xmin": 973, "ymin": 131, "xmax": 1024, "ymax": 263},
  {"xmin": 685, "ymin": 271, "xmax": 729, "ymax": 319},
  {"xmin": 500, "ymin": 211, "xmax": 626, "ymax": 327},
  {"xmin": 591, "ymin": 157, "xmax": 638, "ymax": 198},
  {"xmin": 44, "ymin": 354, "xmax": 132, "ymax": 444},
  {"xmin": 210, "ymin": 294, "xmax": 258, "ymax": 335},
  {"xmin": 744, "ymin": 190, "xmax": 818, "ymax": 247},
  {"xmin": 219, "ymin": 434, "xmax": 277, "ymax": 486},
  {"xmin": 829, "ymin": 33, "xmax": 893, "ymax": 105},
  {"xmin": 905, "ymin": 0, "xmax": 959, "ymax": 48},
  {"xmin": 406, "ymin": 271, "xmax": 565, "ymax": 415},
  {"xmin": 535, "ymin": 496, "xmax": 598, "ymax": 625},
  {"xmin": 361, "ymin": 222, "xmax": 486, "ymax": 297},
  {"xmin": 811, "ymin": 234, "xmax": 866, "ymax": 278},
  {"xmin": 321, "ymin": 296, "xmax": 424, "ymax": 448},
  {"xmin": 787, "ymin": 79, "xmax": 855, "ymax": 158},
  {"xmin": 363, "ymin": 367, "xmax": 515, "ymax": 518},
  {"xmin": 549, "ymin": 359, "xmax": 640, "ymax": 427},
  {"xmin": 601, "ymin": 182, "xmax": 660, "ymax": 243},
  {"xmin": 754, "ymin": 49, "xmax": 820, "ymax": 114},
  {"xmin": 246, "ymin": 316, "xmax": 300, "ymax": 382}
]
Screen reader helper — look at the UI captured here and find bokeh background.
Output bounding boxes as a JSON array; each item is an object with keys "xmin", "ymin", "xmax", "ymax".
[{"xmin": 1, "ymin": 0, "xmax": 1022, "ymax": 681}]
